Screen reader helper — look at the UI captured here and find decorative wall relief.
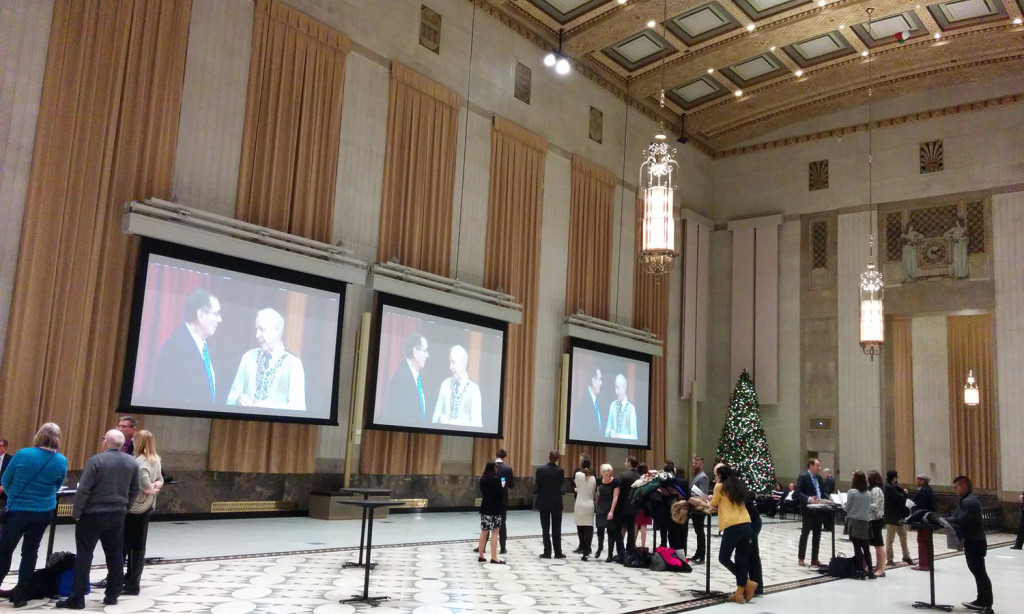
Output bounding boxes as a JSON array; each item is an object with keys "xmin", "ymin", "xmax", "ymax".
[
  {"xmin": 514, "ymin": 62, "xmax": 531, "ymax": 104},
  {"xmin": 920, "ymin": 139, "xmax": 943, "ymax": 174},
  {"xmin": 589, "ymin": 106, "xmax": 603, "ymax": 144},
  {"xmin": 882, "ymin": 198, "xmax": 987, "ymax": 284},
  {"xmin": 809, "ymin": 159, "xmax": 828, "ymax": 190},
  {"xmin": 419, "ymin": 5, "xmax": 441, "ymax": 54}
]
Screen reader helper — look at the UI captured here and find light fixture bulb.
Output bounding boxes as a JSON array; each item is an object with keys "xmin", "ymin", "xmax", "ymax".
[
  {"xmin": 735, "ymin": 90, "xmax": 743, "ymax": 97},
  {"xmin": 934, "ymin": 32, "xmax": 941, "ymax": 39},
  {"xmin": 707, "ymin": 68, "xmax": 714, "ymax": 73},
  {"xmin": 817, "ymin": 0, "xmax": 825, "ymax": 6},
  {"xmin": 861, "ymin": 50, "xmax": 869, "ymax": 56},
  {"xmin": 839, "ymin": 25, "xmax": 845, "ymax": 29},
  {"xmin": 769, "ymin": 46, "xmax": 776, "ymax": 51},
  {"xmin": 1015, "ymin": 17, "xmax": 1023, "ymax": 25},
  {"xmin": 544, "ymin": 52, "xmax": 557, "ymax": 67},
  {"xmin": 746, "ymin": 23, "xmax": 755, "ymax": 31},
  {"xmin": 618, "ymin": 0, "xmax": 627, "ymax": 4},
  {"xmin": 555, "ymin": 57, "xmax": 570, "ymax": 74},
  {"xmin": 795, "ymin": 70, "xmax": 803, "ymax": 77},
  {"xmin": 647, "ymin": 19, "xmax": 657, "ymax": 28}
]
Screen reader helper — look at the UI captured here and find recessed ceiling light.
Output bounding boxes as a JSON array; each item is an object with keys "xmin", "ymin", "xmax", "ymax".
[
  {"xmin": 770, "ymin": 45, "xmax": 776, "ymax": 51},
  {"xmin": 618, "ymin": 0, "xmax": 627, "ymax": 4},
  {"xmin": 746, "ymin": 23, "xmax": 756, "ymax": 31},
  {"xmin": 817, "ymin": 0, "xmax": 825, "ymax": 6},
  {"xmin": 839, "ymin": 25, "xmax": 845, "ymax": 29},
  {"xmin": 707, "ymin": 68, "xmax": 714, "ymax": 73},
  {"xmin": 934, "ymin": 32, "xmax": 941, "ymax": 39},
  {"xmin": 647, "ymin": 19, "xmax": 657, "ymax": 28},
  {"xmin": 795, "ymin": 70, "xmax": 803, "ymax": 77},
  {"xmin": 1015, "ymin": 17, "xmax": 1023, "ymax": 25},
  {"xmin": 861, "ymin": 50, "xmax": 869, "ymax": 56},
  {"xmin": 735, "ymin": 90, "xmax": 743, "ymax": 97}
]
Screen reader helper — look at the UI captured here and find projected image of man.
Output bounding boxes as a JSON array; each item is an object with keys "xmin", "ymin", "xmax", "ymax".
[
  {"xmin": 227, "ymin": 308, "xmax": 306, "ymax": 410},
  {"xmin": 573, "ymin": 368, "xmax": 603, "ymax": 440},
  {"xmin": 432, "ymin": 345, "xmax": 482, "ymax": 427},
  {"xmin": 386, "ymin": 333, "xmax": 429, "ymax": 422},
  {"xmin": 151, "ymin": 288, "xmax": 221, "ymax": 404},
  {"xmin": 604, "ymin": 374, "xmax": 637, "ymax": 440}
]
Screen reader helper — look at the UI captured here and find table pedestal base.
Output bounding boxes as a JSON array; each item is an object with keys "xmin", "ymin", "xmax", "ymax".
[
  {"xmin": 340, "ymin": 594, "xmax": 390, "ymax": 607},
  {"xmin": 912, "ymin": 601, "xmax": 953, "ymax": 611},
  {"xmin": 342, "ymin": 561, "xmax": 377, "ymax": 569},
  {"xmin": 689, "ymin": 512, "xmax": 728, "ymax": 599}
]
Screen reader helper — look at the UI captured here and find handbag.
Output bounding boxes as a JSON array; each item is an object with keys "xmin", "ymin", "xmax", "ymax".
[{"xmin": 0, "ymin": 450, "xmax": 57, "ymax": 523}]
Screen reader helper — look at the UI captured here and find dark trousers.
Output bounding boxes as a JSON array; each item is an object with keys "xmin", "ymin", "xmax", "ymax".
[
  {"xmin": 539, "ymin": 510, "xmax": 562, "ymax": 556},
  {"xmin": 498, "ymin": 510, "xmax": 508, "ymax": 551},
  {"xmin": 1014, "ymin": 511, "xmax": 1024, "ymax": 549},
  {"xmin": 798, "ymin": 510, "xmax": 823, "ymax": 561},
  {"xmin": 852, "ymin": 537, "xmax": 873, "ymax": 572},
  {"xmin": 124, "ymin": 510, "xmax": 152, "ymax": 588},
  {"xmin": 747, "ymin": 535, "xmax": 763, "ymax": 591},
  {"xmin": 964, "ymin": 539, "xmax": 992, "ymax": 608},
  {"xmin": 71, "ymin": 511, "xmax": 126, "ymax": 599},
  {"xmin": 0, "ymin": 510, "xmax": 52, "ymax": 595},
  {"xmin": 916, "ymin": 529, "xmax": 933, "ymax": 568},
  {"xmin": 688, "ymin": 512, "xmax": 706, "ymax": 559},
  {"xmin": 719, "ymin": 523, "xmax": 752, "ymax": 587},
  {"xmin": 613, "ymin": 513, "xmax": 636, "ymax": 556}
]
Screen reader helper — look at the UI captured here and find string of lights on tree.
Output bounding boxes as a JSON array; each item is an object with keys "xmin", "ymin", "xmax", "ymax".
[{"xmin": 716, "ymin": 369, "xmax": 778, "ymax": 494}]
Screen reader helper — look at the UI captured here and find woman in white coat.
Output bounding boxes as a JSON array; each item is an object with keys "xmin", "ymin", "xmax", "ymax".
[{"xmin": 574, "ymin": 456, "xmax": 597, "ymax": 561}]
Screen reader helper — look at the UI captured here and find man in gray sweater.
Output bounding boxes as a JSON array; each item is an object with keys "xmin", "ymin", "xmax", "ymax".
[{"xmin": 57, "ymin": 430, "xmax": 140, "ymax": 609}]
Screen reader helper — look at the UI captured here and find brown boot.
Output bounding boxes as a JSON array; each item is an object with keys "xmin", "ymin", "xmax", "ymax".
[
  {"xmin": 730, "ymin": 587, "xmax": 746, "ymax": 604},
  {"xmin": 744, "ymin": 580, "xmax": 758, "ymax": 602}
]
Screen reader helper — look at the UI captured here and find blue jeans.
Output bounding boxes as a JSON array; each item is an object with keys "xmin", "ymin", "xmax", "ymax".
[
  {"xmin": 719, "ymin": 523, "xmax": 752, "ymax": 587},
  {"xmin": 0, "ymin": 509, "xmax": 54, "ymax": 594}
]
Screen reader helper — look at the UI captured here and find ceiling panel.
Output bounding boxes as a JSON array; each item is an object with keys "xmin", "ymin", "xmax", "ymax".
[
  {"xmin": 667, "ymin": 2, "xmax": 741, "ymax": 45},
  {"xmin": 603, "ymin": 29, "xmax": 675, "ymax": 70}
]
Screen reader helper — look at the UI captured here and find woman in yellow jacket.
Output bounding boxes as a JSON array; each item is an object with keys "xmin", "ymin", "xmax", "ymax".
[{"xmin": 710, "ymin": 463, "xmax": 758, "ymax": 603}]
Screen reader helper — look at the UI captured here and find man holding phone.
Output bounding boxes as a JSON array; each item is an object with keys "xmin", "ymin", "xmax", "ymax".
[{"xmin": 496, "ymin": 449, "xmax": 514, "ymax": 554}]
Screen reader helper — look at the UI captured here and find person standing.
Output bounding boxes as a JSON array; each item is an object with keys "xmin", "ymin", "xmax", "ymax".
[
  {"xmin": 122, "ymin": 430, "xmax": 163, "ymax": 595},
  {"xmin": 867, "ymin": 470, "xmax": 887, "ymax": 577},
  {"xmin": 0, "ymin": 438, "xmax": 12, "ymax": 510},
  {"xmin": 476, "ymin": 461, "xmax": 505, "ymax": 565},
  {"xmin": 947, "ymin": 475, "xmax": 993, "ymax": 614},
  {"xmin": 57, "ymin": 430, "xmax": 140, "ymax": 610},
  {"xmin": 845, "ymin": 470, "xmax": 876, "ymax": 578},
  {"xmin": 495, "ymin": 449, "xmax": 514, "ymax": 554},
  {"xmin": 883, "ymin": 470, "xmax": 914, "ymax": 566},
  {"xmin": 687, "ymin": 456, "xmax": 710, "ymax": 563},
  {"xmin": 912, "ymin": 474, "xmax": 937, "ymax": 570},
  {"xmin": 822, "ymin": 468, "xmax": 835, "ymax": 496},
  {"xmin": 535, "ymin": 450, "xmax": 565, "ymax": 559},
  {"xmin": 794, "ymin": 458, "xmax": 826, "ymax": 567},
  {"xmin": 0, "ymin": 424, "xmax": 68, "ymax": 607},
  {"xmin": 710, "ymin": 464, "xmax": 756, "ymax": 604},
  {"xmin": 743, "ymin": 490, "xmax": 764, "ymax": 596},
  {"xmin": 595, "ymin": 464, "xmax": 619, "ymax": 561},
  {"xmin": 574, "ymin": 458, "xmax": 596, "ymax": 560},
  {"xmin": 612, "ymin": 456, "xmax": 641, "ymax": 561},
  {"xmin": 117, "ymin": 417, "xmax": 137, "ymax": 456}
]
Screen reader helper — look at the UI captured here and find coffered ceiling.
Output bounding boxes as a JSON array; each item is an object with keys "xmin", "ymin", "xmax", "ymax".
[{"xmin": 478, "ymin": 0, "xmax": 1024, "ymax": 151}]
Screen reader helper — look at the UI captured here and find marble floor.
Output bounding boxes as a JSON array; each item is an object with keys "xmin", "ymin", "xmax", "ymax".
[{"xmin": 1, "ymin": 511, "xmax": 1019, "ymax": 613}]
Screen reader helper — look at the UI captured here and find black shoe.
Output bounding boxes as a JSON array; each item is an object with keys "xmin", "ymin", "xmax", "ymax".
[
  {"xmin": 690, "ymin": 557, "xmax": 704, "ymax": 565},
  {"xmin": 963, "ymin": 601, "xmax": 985, "ymax": 611},
  {"xmin": 103, "ymin": 595, "xmax": 118, "ymax": 606},
  {"xmin": 91, "ymin": 579, "xmax": 108, "ymax": 589},
  {"xmin": 594, "ymin": 548, "xmax": 602, "ymax": 559},
  {"xmin": 55, "ymin": 599, "xmax": 85, "ymax": 610},
  {"xmin": 612, "ymin": 554, "xmax": 623, "ymax": 564},
  {"xmin": 1010, "ymin": 546, "xmax": 1022, "ymax": 550},
  {"xmin": 539, "ymin": 553, "xmax": 552, "ymax": 559},
  {"xmin": 903, "ymin": 557, "xmax": 915, "ymax": 565},
  {"xmin": 499, "ymin": 548, "xmax": 507, "ymax": 554},
  {"xmin": 477, "ymin": 556, "xmax": 486, "ymax": 562},
  {"xmin": 554, "ymin": 553, "xmax": 566, "ymax": 559},
  {"xmin": 490, "ymin": 559, "xmax": 506, "ymax": 565},
  {"xmin": 572, "ymin": 547, "xmax": 584, "ymax": 554},
  {"xmin": 121, "ymin": 585, "xmax": 140, "ymax": 596}
]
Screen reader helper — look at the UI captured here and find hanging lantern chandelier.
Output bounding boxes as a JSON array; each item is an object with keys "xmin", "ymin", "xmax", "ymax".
[
  {"xmin": 858, "ymin": 7, "xmax": 884, "ymax": 360},
  {"xmin": 963, "ymin": 370, "xmax": 980, "ymax": 406}
]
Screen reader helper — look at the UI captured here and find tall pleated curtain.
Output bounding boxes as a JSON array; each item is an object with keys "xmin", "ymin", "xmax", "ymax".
[
  {"xmin": 0, "ymin": 0, "xmax": 191, "ymax": 467},
  {"xmin": 359, "ymin": 63, "xmax": 461, "ymax": 475},
  {"xmin": 632, "ymin": 196, "xmax": 669, "ymax": 467},
  {"xmin": 207, "ymin": 0, "xmax": 349, "ymax": 474},
  {"xmin": 563, "ymin": 155, "xmax": 616, "ymax": 470},
  {"xmin": 946, "ymin": 314, "xmax": 997, "ymax": 489},
  {"xmin": 890, "ymin": 318, "xmax": 915, "ymax": 482},
  {"xmin": 470, "ymin": 118, "xmax": 548, "ymax": 473}
]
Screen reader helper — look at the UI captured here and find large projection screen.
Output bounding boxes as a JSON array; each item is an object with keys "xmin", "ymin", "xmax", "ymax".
[
  {"xmin": 566, "ymin": 338, "xmax": 652, "ymax": 449},
  {"xmin": 366, "ymin": 294, "xmax": 507, "ymax": 438},
  {"xmin": 119, "ymin": 239, "xmax": 344, "ymax": 425}
]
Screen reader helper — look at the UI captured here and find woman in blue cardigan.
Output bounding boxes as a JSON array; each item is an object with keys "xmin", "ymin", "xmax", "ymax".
[{"xmin": 0, "ymin": 423, "xmax": 69, "ymax": 607}]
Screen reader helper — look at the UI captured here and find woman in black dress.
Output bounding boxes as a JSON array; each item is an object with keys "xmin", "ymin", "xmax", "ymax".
[
  {"xmin": 594, "ymin": 463, "xmax": 619, "ymax": 561},
  {"xmin": 477, "ymin": 460, "xmax": 506, "ymax": 564}
]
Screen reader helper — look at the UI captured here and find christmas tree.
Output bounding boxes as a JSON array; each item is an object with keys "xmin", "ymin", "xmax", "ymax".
[{"xmin": 715, "ymin": 369, "xmax": 778, "ymax": 493}]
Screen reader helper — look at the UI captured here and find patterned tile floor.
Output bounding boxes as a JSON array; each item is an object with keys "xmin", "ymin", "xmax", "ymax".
[{"xmin": 1, "ymin": 512, "xmax": 1019, "ymax": 613}]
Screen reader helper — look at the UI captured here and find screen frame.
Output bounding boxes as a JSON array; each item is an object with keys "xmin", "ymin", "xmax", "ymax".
[
  {"xmin": 364, "ymin": 292, "xmax": 508, "ymax": 439},
  {"xmin": 118, "ymin": 237, "xmax": 345, "ymax": 426},
  {"xmin": 565, "ymin": 336, "xmax": 654, "ymax": 450}
]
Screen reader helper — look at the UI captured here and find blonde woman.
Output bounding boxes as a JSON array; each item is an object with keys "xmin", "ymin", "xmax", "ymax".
[
  {"xmin": 122, "ymin": 430, "xmax": 163, "ymax": 595},
  {"xmin": 594, "ymin": 463, "xmax": 619, "ymax": 562}
]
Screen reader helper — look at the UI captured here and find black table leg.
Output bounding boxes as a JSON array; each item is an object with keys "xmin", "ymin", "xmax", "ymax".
[
  {"xmin": 912, "ymin": 530, "xmax": 953, "ymax": 611},
  {"xmin": 343, "ymin": 496, "xmax": 376, "ymax": 570},
  {"xmin": 46, "ymin": 507, "xmax": 58, "ymax": 559},
  {"xmin": 340, "ymin": 508, "xmax": 389, "ymax": 607},
  {"xmin": 831, "ymin": 510, "xmax": 836, "ymax": 560},
  {"xmin": 690, "ymin": 513, "xmax": 727, "ymax": 599}
]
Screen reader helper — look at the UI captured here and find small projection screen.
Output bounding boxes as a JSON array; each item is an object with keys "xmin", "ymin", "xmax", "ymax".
[{"xmin": 566, "ymin": 338, "xmax": 652, "ymax": 449}]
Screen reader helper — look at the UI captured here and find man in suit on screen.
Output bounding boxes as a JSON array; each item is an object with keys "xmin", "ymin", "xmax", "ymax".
[
  {"xmin": 385, "ymin": 333, "xmax": 429, "ymax": 422},
  {"xmin": 151, "ymin": 288, "xmax": 221, "ymax": 405},
  {"xmin": 571, "ymin": 367, "xmax": 603, "ymax": 441}
]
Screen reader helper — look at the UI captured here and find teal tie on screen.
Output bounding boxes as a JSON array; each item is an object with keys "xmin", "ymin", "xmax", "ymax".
[
  {"xmin": 594, "ymin": 398, "xmax": 602, "ymax": 434},
  {"xmin": 416, "ymin": 374, "xmax": 425, "ymax": 420},
  {"xmin": 202, "ymin": 342, "xmax": 215, "ymax": 402}
]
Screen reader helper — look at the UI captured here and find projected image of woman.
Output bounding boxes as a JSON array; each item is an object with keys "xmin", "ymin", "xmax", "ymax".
[
  {"xmin": 432, "ymin": 345, "xmax": 482, "ymax": 427},
  {"xmin": 604, "ymin": 374, "xmax": 637, "ymax": 440},
  {"xmin": 227, "ymin": 308, "xmax": 306, "ymax": 410}
]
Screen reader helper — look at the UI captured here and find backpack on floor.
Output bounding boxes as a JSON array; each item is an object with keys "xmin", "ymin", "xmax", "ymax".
[
  {"xmin": 28, "ymin": 551, "xmax": 77, "ymax": 599},
  {"xmin": 822, "ymin": 554, "xmax": 861, "ymax": 579}
]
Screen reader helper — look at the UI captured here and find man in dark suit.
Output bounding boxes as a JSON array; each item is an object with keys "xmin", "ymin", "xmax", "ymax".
[
  {"xmin": 535, "ymin": 449, "xmax": 565, "ymax": 559},
  {"xmin": 495, "ymin": 449, "xmax": 514, "ymax": 554},
  {"xmin": 571, "ymin": 367, "xmax": 602, "ymax": 440},
  {"xmin": 384, "ymin": 333, "xmax": 429, "ymax": 423},
  {"xmin": 822, "ymin": 468, "xmax": 836, "ymax": 496},
  {"xmin": 612, "ymin": 456, "xmax": 642, "ymax": 562},
  {"xmin": 151, "ymin": 288, "xmax": 221, "ymax": 405},
  {"xmin": 794, "ymin": 457, "xmax": 826, "ymax": 566},
  {"xmin": 0, "ymin": 439, "xmax": 10, "ymax": 508}
]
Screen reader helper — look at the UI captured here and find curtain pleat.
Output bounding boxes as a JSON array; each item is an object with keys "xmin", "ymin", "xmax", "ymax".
[
  {"xmin": 946, "ymin": 314, "xmax": 997, "ymax": 489},
  {"xmin": 891, "ymin": 318, "xmax": 915, "ymax": 482},
  {"xmin": 360, "ymin": 63, "xmax": 461, "ymax": 475},
  {"xmin": 470, "ymin": 118, "xmax": 548, "ymax": 473},
  {"xmin": 208, "ymin": 0, "xmax": 348, "ymax": 474},
  {"xmin": 632, "ymin": 195, "xmax": 669, "ymax": 467},
  {"xmin": 564, "ymin": 155, "xmax": 615, "ymax": 468},
  {"xmin": 0, "ymin": 0, "xmax": 190, "ymax": 467}
]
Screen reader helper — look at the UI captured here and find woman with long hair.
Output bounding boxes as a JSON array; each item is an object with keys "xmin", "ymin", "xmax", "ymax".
[
  {"xmin": 0, "ymin": 423, "xmax": 69, "ymax": 607},
  {"xmin": 845, "ymin": 470, "xmax": 875, "ymax": 578},
  {"xmin": 594, "ymin": 463, "xmax": 618, "ymax": 561},
  {"xmin": 867, "ymin": 470, "xmax": 887, "ymax": 577},
  {"xmin": 573, "ymin": 456, "xmax": 597, "ymax": 560},
  {"xmin": 123, "ymin": 430, "xmax": 163, "ymax": 595},
  {"xmin": 710, "ymin": 463, "xmax": 757, "ymax": 604},
  {"xmin": 477, "ymin": 460, "xmax": 505, "ymax": 564}
]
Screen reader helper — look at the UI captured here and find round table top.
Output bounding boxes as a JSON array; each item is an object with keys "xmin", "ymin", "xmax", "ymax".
[
  {"xmin": 337, "ymin": 488, "xmax": 394, "ymax": 496},
  {"xmin": 334, "ymin": 499, "xmax": 406, "ymax": 509}
]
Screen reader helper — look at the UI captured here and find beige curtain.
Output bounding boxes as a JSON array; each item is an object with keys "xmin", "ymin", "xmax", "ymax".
[
  {"xmin": 564, "ymin": 155, "xmax": 616, "ymax": 469},
  {"xmin": 891, "ymin": 318, "xmax": 915, "ymax": 482},
  {"xmin": 947, "ymin": 314, "xmax": 998, "ymax": 490},
  {"xmin": 208, "ymin": 0, "xmax": 349, "ymax": 474},
  {"xmin": 360, "ymin": 63, "xmax": 461, "ymax": 475},
  {"xmin": 470, "ymin": 118, "xmax": 548, "ymax": 473},
  {"xmin": 632, "ymin": 195, "xmax": 669, "ymax": 467},
  {"xmin": 0, "ymin": 0, "xmax": 190, "ymax": 467}
]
